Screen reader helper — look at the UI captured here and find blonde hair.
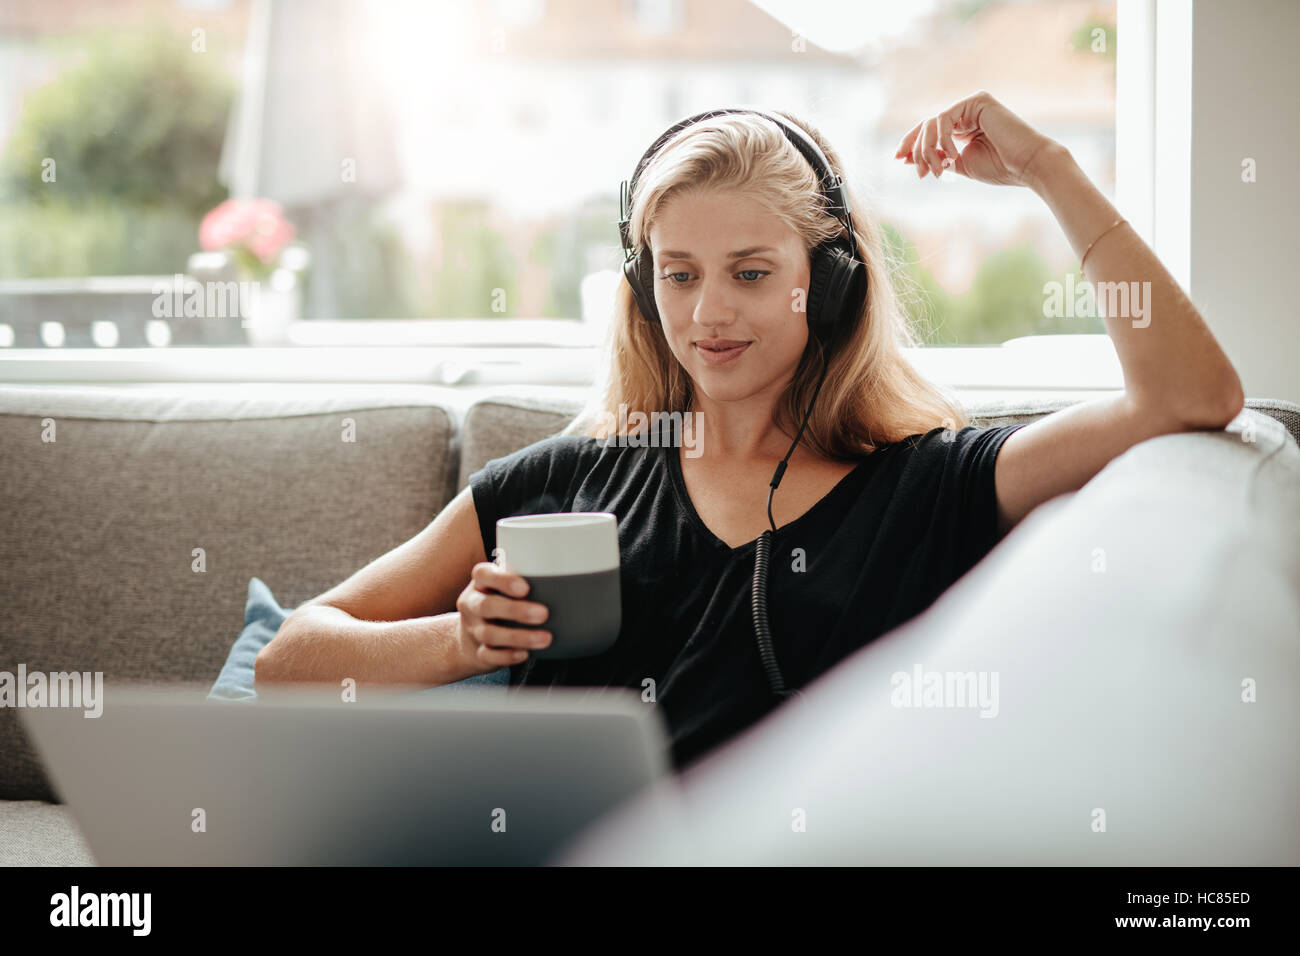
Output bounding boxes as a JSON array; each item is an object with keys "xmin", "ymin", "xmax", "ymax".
[{"xmin": 561, "ymin": 109, "xmax": 967, "ymax": 460}]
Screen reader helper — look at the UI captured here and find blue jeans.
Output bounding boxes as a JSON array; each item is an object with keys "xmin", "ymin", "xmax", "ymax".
[{"xmin": 408, "ymin": 667, "xmax": 509, "ymax": 697}]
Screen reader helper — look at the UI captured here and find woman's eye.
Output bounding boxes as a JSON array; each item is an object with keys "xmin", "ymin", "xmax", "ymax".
[{"xmin": 658, "ymin": 270, "xmax": 768, "ymax": 285}]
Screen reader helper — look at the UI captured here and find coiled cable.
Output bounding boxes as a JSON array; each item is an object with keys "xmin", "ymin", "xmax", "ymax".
[{"xmin": 751, "ymin": 355, "xmax": 832, "ymax": 702}]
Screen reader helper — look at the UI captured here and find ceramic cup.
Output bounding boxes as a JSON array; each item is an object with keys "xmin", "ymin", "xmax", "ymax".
[{"xmin": 493, "ymin": 512, "xmax": 621, "ymax": 660}]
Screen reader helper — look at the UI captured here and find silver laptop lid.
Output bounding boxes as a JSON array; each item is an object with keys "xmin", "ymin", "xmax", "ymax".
[{"xmin": 19, "ymin": 682, "xmax": 677, "ymax": 866}]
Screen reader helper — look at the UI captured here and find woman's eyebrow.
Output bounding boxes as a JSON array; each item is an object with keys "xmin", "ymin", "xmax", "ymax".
[{"xmin": 659, "ymin": 246, "xmax": 777, "ymax": 260}]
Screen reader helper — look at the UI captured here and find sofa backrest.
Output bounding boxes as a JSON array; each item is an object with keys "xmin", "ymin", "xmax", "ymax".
[
  {"xmin": 455, "ymin": 393, "xmax": 1300, "ymax": 483},
  {"xmin": 0, "ymin": 384, "xmax": 459, "ymax": 800}
]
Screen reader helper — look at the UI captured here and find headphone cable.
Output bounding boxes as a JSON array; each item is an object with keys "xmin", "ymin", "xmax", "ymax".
[{"xmin": 752, "ymin": 351, "xmax": 831, "ymax": 702}]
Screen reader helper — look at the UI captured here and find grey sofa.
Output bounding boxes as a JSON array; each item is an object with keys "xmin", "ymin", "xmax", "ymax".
[{"xmin": 2, "ymin": 384, "xmax": 1298, "ymax": 866}]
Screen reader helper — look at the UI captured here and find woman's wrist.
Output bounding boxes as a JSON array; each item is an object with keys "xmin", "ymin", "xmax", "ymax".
[
  {"xmin": 1023, "ymin": 139, "xmax": 1074, "ymax": 195},
  {"xmin": 433, "ymin": 610, "xmax": 487, "ymax": 685}
]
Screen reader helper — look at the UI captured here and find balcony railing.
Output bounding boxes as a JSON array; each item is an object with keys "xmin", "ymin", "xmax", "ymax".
[{"xmin": 0, "ymin": 276, "xmax": 251, "ymax": 348}]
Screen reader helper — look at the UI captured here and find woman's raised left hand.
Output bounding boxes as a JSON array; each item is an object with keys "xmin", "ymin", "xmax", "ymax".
[{"xmin": 894, "ymin": 90, "xmax": 1061, "ymax": 189}]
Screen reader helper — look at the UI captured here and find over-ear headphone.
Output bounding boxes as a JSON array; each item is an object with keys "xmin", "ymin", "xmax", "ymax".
[{"xmin": 617, "ymin": 107, "xmax": 868, "ymax": 350}]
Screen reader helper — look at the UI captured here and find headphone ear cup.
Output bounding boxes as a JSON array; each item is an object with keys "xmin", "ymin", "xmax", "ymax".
[
  {"xmin": 807, "ymin": 244, "xmax": 866, "ymax": 347},
  {"xmin": 625, "ymin": 251, "xmax": 659, "ymax": 324},
  {"xmin": 637, "ymin": 251, "xmax": 659, "ymax": 324}
]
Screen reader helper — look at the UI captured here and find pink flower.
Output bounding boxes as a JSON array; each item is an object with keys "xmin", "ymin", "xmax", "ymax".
[{"xmin": 199, "ymin": 198, "xmax": 296, "ymax": 265}]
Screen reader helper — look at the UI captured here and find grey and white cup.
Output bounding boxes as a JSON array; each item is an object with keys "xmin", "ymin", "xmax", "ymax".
[{"xmin": 493, "ymin": 512, "xmax": 621, "ymax": 660}]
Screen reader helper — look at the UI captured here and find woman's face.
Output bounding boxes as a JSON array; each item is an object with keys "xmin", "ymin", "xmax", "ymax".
[{"xmin": 649, "ymin": 188, "xmax": 810, "ymax": 405}]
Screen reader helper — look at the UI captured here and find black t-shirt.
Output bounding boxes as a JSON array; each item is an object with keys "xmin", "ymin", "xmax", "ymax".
[{"xmin": 468, "ymin": 423, "xmax": 1027, "ymax": 773}]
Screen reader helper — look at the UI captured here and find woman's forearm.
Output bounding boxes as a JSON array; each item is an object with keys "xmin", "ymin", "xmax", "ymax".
[
  {"xmin": 254, "ymin": 604, "xmax": 470, "ymax": 689},
  {"xmin": 1026, "ymin": 144, "xmax": 1243, "ymax": 424}
]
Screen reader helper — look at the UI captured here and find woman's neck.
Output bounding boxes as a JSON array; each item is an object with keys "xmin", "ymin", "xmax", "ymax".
[{"xmin": 686, "ymin": 399, "xmax": 801, "ymax": 463}]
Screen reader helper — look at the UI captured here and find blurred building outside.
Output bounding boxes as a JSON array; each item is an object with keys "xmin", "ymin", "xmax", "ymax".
[{"xmin": 0, "ymin": 0, "xmax": 1116, "ymax": 353}]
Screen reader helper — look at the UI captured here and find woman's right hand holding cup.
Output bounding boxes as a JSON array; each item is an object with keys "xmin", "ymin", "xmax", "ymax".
[{"xmin": 454, "ymin": 561, "xmax": 552, "ymax": 675}]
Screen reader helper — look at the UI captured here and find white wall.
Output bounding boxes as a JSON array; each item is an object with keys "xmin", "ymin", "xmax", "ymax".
[{"xmin": 1149, "ymin": 0, "xmax": 1300, "ymax": 404}]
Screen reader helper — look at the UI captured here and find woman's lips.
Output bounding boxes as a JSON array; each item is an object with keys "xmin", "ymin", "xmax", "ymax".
[{"xmin": 694, "ymin": 342, "xmax": 751, "ymax": 366}]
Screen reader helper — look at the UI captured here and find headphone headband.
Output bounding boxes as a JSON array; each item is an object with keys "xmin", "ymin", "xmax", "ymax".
[{"xmin": 617, "ymin": 108, "xmax": 856, "ymax": 263}]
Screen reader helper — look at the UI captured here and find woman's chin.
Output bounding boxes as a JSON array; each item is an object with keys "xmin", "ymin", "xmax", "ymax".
[{"xmin": 689, "ymin": 377, "xmax": 763, "ymax": 403}]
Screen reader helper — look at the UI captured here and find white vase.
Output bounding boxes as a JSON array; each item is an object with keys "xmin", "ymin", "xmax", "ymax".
[{"xmin": 242, "ymin": 270, "xmax": 301, "ymax": 346}]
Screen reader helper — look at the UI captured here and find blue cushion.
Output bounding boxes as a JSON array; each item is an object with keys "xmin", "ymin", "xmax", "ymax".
[{"xmin": 207, "ymin": 577, "xmax": 508, "ymax": 701}]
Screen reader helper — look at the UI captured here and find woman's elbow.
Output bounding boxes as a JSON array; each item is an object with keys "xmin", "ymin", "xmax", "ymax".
[
  {"xmin": 253, "ymin": 640, "xmax": 279, "ymax": 687},
  {"xmin": 253, "ymin": 613, "xmax": 298, "ymax": 687}
]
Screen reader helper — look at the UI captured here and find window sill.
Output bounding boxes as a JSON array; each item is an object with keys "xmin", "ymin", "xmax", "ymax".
[{"xmin": 0, "ymin": 332, "xmax": 1124, "ymax": 393}]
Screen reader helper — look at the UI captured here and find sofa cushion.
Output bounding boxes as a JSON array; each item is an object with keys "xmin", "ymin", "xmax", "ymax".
[
  {"xmin": 456, "ymin": 393, "xmax": 587, "ymax": 492},
  {"xmin": 207, "ymin": 576, "xmax": 293, "ymax": 702},
  {"xmin": 0, "ymin": 384, "xmax": 461, "ymax": 801},
  {"xmin": 555, "ymin": 408, "xmax": 1300, "ymax": 865},
  {"xmin": 0, "ymin": 800, "xmax": 96, "ymax": 866}
]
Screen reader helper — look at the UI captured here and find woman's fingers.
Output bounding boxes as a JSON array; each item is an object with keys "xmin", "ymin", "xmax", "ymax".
[
  {"xmin": 894, "ymin": 124, "xmax": 920, "ymax": 162},
  {"xmin": 458, "ymin": 561, "xmax": 552, "ymax": 666},
  {"xmin": 471, "ymin": 560, "xmax": 528, "ymax": 597},
  {"xmin": 477, "ymin": 641, "xmax": 531, "ymax": 666},
  {"xmin": 910, "ymin": 121, "xmax": 928, "ymax": 176},
  {"xmin": 938, "ymin": 113, "xmax": 961, "ymax": 173},
  {"xmin": 921, "ymin": 118, "xmax": 947, "ymax": 177},
  {"xmin": 893, "ymin": 121, "xmax": 916, "ymax": 155},
  {"xmin": 479, "ymin": 622, "xmax": 551, "ymax": 652},
  {"xmin": 477, "ymin": 591, "xmax": 548, "ymax": 627},
  {"xmin": 896, "ymin": 92, "xmax": 993, "ymax": 177},
  {"xmin": 897, "ymin": 117, "xmax": 949, "ymax": 177}
]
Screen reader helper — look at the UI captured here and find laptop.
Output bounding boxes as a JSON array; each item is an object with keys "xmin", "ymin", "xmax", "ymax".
[{"xmin": 19, "ymin": 682, "xmax": 678, "ymax": 866}]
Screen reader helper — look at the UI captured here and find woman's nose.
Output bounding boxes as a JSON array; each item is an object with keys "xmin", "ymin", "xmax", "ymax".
[{"xmin": 692, "ymin": 274, "xmax": 739, "ymax": 327}]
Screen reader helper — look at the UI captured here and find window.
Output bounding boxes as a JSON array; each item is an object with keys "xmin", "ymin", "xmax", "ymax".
[{"xmin": 0, "ymin": 0, "xmax": 1117, "ymax": 372}]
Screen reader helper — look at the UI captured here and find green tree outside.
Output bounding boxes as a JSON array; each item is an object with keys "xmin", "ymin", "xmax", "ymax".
[
  {"xmin": 0, "ymin": 27, "xmax": 232, "ymax": 277},
  {"xmin": 881, "ymin": 222, "xmax": 1103, "ymax": 344}
]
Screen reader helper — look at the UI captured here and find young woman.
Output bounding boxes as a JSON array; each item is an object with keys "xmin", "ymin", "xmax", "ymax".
[{"xmin": 256, "ymin": 93, "xmax": 1243, "ymax": 772}]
